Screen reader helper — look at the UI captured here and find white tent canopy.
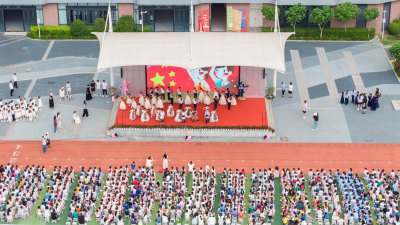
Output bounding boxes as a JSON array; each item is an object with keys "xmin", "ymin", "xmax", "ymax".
[{"xmin": 94, "ymin": 32, "xmax": 293, "ymax": 72}]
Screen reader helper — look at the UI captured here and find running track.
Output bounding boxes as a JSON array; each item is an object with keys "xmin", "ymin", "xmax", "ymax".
[{"xmin": 1, "ymin": 141, "xmax": 399, "ymax": 173}]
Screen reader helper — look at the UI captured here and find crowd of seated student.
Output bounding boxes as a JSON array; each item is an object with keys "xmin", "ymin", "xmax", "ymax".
[
  {"xmin": 37, "ymin": 166, "xmax": 74, "ymax": 223},
  {"xmin": 217, "ymin": 168, "xmax": 246, "ymax": 225},
  {"xmin": 281, "ymin": 168, "xmax": 310, "ymax": 225},
  {"xmin": 154, "ymin": 166, "xmax": 186, "ymax": 225},
  {"xmin": 336, "ymin": 169, "xmax": 373, "ymax": 225},
  {"xmin": 184, "ymin": 166, "xmax": 217, "ymax": 224},
  {"xmin": 6, "ymin": 165, "xmax": 45, "ymax": 222},
  {"xmin": 364, "ymin": 169, "xmax": 399, "ymax": 225},
  {"xmin": 122, "ymin": 166, "xmax": 156, "ymax": 224},
  {"xmin": 308, "ymin": 169, "xmax": 343, "ymax": 225},
  {"xmin": 96, "ymin": 166, "xmax": 129, "ymax": 225},
  {"xmin": 248, "ymin": 168, "xmax": 276, "ymax": 224},
  {"xmin": 67, "ymin": 167, "xmax": 103, "ymax": 224}
]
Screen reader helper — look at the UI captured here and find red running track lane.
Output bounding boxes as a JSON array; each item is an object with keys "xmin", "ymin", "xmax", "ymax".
[{"xmin": 1, "ymin": 141, "xmax": 400, "ymax": 173}]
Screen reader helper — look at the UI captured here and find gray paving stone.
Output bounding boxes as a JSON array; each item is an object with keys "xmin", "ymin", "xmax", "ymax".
[
  {"xmin": 0, "ymin": 39, "xmax": 49, "ymax": 67},
  {"xmin": 361, "ymin": 70, "xmax": 399, "ymax": 87},
  {"xmin": 335, "ymin": 75, "xmax": 356, "ymax": 93},
  {"xmin": 0, "ymin": 80, "xmax": 31, "ymax": 100},
  {"xmin": 308, "ymin": 83, "xmax": 329, "ymax": 99},
  {"xmin": 48, "ymin": 41, "xmax": 99, "ymax": 59},
  {"xmin": 342, "ymin": 95, "xmax": 400, "ymax": 143},
  {"xmin": 30, "ymin": 73, "xmax": 94, "ymax": 97}
]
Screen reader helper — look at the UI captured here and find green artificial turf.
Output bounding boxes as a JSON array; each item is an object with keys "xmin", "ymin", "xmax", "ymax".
[{"xmin": 272, "ymin": 177, "xmax": 283, "ymax": 225}]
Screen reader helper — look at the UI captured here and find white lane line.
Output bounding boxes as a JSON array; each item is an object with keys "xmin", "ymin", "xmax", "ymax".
[
  {"xmin": 316, "ymin": 47, "xmax": 340, "ymax": 101},
  {"xmin": 0, "ymin": 38, "xmax": 25, "ymax": 48},
  {"xmin": 24, "ymin": 78, "xmax": 37, "ymax": 98},
  {"xmin": 41, "ymin": 40, "xmax": 55, "ymax": 61},
  {"xmin": 343, "ymin": 51, "xmax": 367, "ymax": 93},
  {"xmin": 290, "ymin": 50, "xmax": 312, "ymax": 108}
]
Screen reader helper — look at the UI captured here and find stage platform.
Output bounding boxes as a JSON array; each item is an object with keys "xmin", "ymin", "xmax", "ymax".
[{"xmin": 115, "ymin": 98, "xmax": 268, "ymax": 128}]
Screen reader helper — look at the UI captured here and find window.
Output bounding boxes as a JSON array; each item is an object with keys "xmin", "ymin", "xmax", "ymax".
[
  {"xmin": 65, "ymin": 4, "xmax": 117, "ymax": 25},
  {"xmin": 58, "ymin": 4, "xmax": 67, "ymax": 25}
]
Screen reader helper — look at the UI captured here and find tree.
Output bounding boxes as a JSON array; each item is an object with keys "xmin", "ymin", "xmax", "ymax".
[
  {"xmin": 115, "ymin": 15, "xmax": 136, "ymax": 32},
  {"xmin": 261, "ymin": 6, "xmax": 280, "ymax": 31},
  {"xmin": 70, "ymin": 19, "xmax": 87, "ymax": 37},
  {"xmin": 335, "ymin": 2, "xmax": 360, "ymax": 32},
  {"xmin": 363, "ymin": 7, "xmax": 379, "ymax": 35},
  {"xmin": 285, "ymin": 3, "xmax": 307, "ymax": 34},
  {"xmin": 310, "ymin": 6, "xmax": 335, "ymax": 39},
  {"xmin": 93, "ymin": 18, "xmax": 106, "ymax": 32},
  {"xmin": 388, "ymin": 22, "xmax": 400, "ymax": 35},
  {"xmin": 389, "ymin": 42, "xmax": 400, "ymax": 61}
]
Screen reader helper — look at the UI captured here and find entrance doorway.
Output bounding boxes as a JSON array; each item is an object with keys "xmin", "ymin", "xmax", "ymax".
[
  {"xmin": 154, "ymin": 10, "xmax": 174, "ymax": 32},
  {"xmin": 4, "ymin": 10, "xmax": 24, "ymax": 31},
  {"xmin": 211, "ymin": 4, "xmax": 226, "ymax": 32}
]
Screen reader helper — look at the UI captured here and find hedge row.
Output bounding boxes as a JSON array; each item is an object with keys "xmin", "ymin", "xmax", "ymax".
[
  {"xmin": 388, "ymin": 18, "xmax": 400, "ymax": 35},
  {"xmin": 262, "ymin": 27, "xmax": 375, "ymax": 41},
  {"xmin": 27, "ymin": 25, "xmax": 152, "ymax": 40}
]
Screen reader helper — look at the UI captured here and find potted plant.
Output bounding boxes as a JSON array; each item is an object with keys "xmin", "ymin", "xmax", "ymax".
[
  {"xmin": 109, "ymin": 86, "xmax": 117, "ymax": 102},
  {"xmin": 266, "ymin": 87, "xmax": 275, "ymax": 100}
]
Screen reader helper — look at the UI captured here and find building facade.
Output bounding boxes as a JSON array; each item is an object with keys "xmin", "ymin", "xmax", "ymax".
[{"xmin": 0, "ymin": 0, "xmax": 399, "ymax": 33}]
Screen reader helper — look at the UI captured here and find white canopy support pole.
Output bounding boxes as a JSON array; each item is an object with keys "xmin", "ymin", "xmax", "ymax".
[
  {"xmin": 190, "ymin": 0, "xmax": 194, "ymax": 67},
  {"xmin": 272, "ymin": 0, "xmax": 283, "ymax": 97},
  {"xmin": 110, "ymin": 68, "xmax": 114, "ymax": 87},
  {"xmin": 273, "ymin": 70, "xmax": 277, "ymax": 96},
  {"xmin": 190, "ymin": 0, "xmax": 194, "ymax": 32}
]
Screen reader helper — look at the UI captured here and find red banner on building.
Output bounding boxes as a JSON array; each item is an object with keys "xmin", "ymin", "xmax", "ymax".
[{"xmin": 199, "ymin": 9, "xmax": 210, "ymax": 32}]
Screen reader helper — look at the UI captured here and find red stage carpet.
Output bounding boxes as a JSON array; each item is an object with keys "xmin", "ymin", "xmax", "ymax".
[{"xmin": 115, "ymin": 98, "xmax": 267, "ymax": 127}]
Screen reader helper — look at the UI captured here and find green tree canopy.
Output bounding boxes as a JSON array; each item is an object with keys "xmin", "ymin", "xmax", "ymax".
[
  {"xmin": 70, "ymin": 19, "xmax": 88, "ymax": 37},
  {"xmin": 261, "ymin": 6, "xmax": 280, "ymax": 31},
  {"xmin": 363, "ymin": 7, "xmax": 379, "ymax": 32},
  {"xmin": 310, "ymin": 6, "xmax": 335, "ymax": 39},
  {"xmin": 93, "ymin": 18, "xmax": 106, "ymax": 32},
  {"xmin": 285, "ymin": 3, "xmax": 307, "ymax": 33},
  {"xmin": 335, "ymin": 2, "xmax": 360, "ymax": 31},
  {"xmin": 115, "ymin": 15, "xmax": 136, "ymax": 32}
]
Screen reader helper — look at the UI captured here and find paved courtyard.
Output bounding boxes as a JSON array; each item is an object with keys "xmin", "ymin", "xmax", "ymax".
[{"xmin": 0, "ymin": 33, "xmax": 399, "ymax": 143}]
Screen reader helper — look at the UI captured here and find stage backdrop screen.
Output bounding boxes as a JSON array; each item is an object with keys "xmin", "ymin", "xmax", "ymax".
[{"xmin": 146, "ymin": 65, "xmax": 239, "ymax": 92}]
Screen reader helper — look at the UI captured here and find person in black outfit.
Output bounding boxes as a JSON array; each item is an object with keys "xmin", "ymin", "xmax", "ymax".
[
  {"xmin": 227, "ymin": 96, "xmax": 232, "ymax": 110},
  {"xmin": 213, "ymin": 97, "xmax": 218, "ymax": 110},
  {"xmin": 49, "ymin": 93, "xmax": 54, "ymax": 109},
  {"xmin": 78, "ymin": 213, "xmax": 85, "ymax": 225},
  {"xmin": 226, "ymin": 88, "xmax": 230, "ymax": 99},
  {"xmin": 90, "ymin": 80, "xmax": 96, "ymax": 96},
  {"xmin": 169, "ymin": 93, "xmax": 174, "ymax": 105},
  {"xmin": 51, "ymin": 210, "xmax": 58, "ymax": 222},
  {"xmin": 82, "ymin": 101, "xmax": 89, "ymax": 117},
  {"xmin": 86, "ymin": 84, "xmax": 92, "ymax": 101}
]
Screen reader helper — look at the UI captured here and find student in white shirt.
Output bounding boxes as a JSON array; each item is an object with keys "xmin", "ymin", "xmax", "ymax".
[
  {"xmin": 302, "ymin": 100, "xmax": 307, "ymax": 119},
  {"xmin": 288, "ymin": 82, "xmax": 294, "ymax": 98},
  {"xmin": 66, "ymin": 82, "xmax": 72, "ymax": 100},
  {"xmin": 9, "ymin": 81, "xmax": 14, "ymax": 97},
  {"xmin": 12, "ymin": 73, "xmax": 18, "ymax": 88},
  {"xmin": 95, "ymin": 80, "xmax": 101, "ymax": 96},
  {"xmin": 101, "ymin": 80, "xmax": 108, "ymax": 97}
]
